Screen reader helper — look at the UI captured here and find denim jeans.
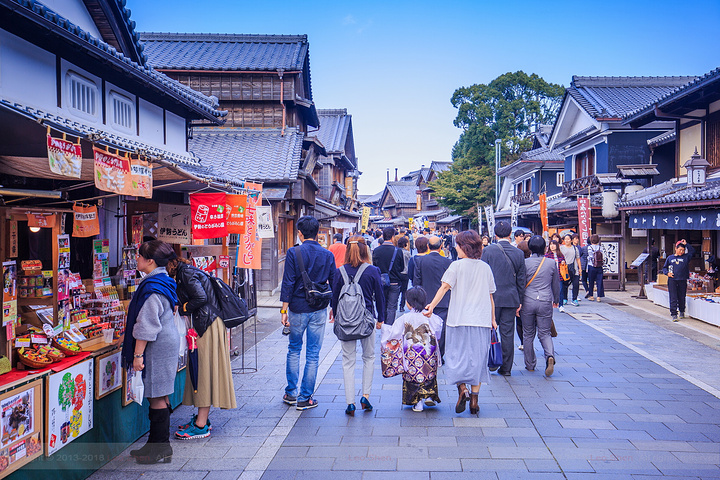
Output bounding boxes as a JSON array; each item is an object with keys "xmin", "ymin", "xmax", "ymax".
[
  {"xmin": 587, "ymin": 266, "xmax": 604, "ymax": 298},
  {"xmin": 383, "ymin": 283, "xmax": 401, "ymax": 326},
  {"xmin": 285, "ymin": 309, "xmax": 326, "ymax": 402}
]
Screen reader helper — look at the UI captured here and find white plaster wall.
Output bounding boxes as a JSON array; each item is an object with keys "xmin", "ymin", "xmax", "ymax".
[
  {"xmin": 678, "ymin": 123, "xmax": 702, "ymax": 176},
  {"xmin": 42, "ymin": 0, "xmax": 103, "ymax": 39},
  {"xmin": 164, "ymin": 110, "xmax": 187, "ymax": 154},
  {"xmin": 61, "ymin": 59, "xmax": 102, "ymax": 127},
  {"xmin": 0, "ymin": 30, "xmax": 56, "ymax": 109},
  {"xmin": 138, "ymin": 99, "xmax": 164, "ymax": 146}
]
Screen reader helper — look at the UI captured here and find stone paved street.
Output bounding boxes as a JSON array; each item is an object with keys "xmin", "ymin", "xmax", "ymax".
[{"xmin": 90, "ymin": 297, "xmax": 720, "ymax": 480}]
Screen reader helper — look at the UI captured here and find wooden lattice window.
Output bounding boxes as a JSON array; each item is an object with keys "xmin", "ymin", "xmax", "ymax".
[
  {"xmin": 574, "ymin": 148, "xmax": 595, "ymax": 178},
  {"xmin": 707, "ymin": 113, "xmax": 720, "ymax": 169}
]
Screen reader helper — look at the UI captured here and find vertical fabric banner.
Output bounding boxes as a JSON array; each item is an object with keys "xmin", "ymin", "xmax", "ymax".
[
  {"xmin": 539, "ymin": 193, "xmax": 548, "ymax": 236},
  {"xmin": 191, "ymin": 193, "xmax": 227, "ymax": 240},
  {"xmin": 361, "ymin": 207, "xmax": 370, "ymax": 232},
  {"xmin": 226, "ymin": 194, "xmax": 247, "ymax": 234},
  {"xmin": 510, "ymin": 201, "xmax": 519, "ymax": 229},
  {"xmin": 93, "ymin": 147, "xmax": 131, "ymax": 195},
  {"xmin": 72, "ymin": 204, "xmax": 100, "ymax": 237},
  {"xmin": 238, "ymin": 183, "xmax": 262, "ymax": 270},
  {"xmin": 577, "ymin": 196, "xmax": 591, "ymax": 247},
  {"xmin": 255, "ymin": 206, "xmax": 274, "ymax": 239},
  {"xmin": 477, "ymin": 203, "xmax": 482, "ymax": 234},
  {"xmin": 47, "ymin": 134, "xmax": 82, "ymax": 178},
  {"xmin": 484, "ymin": 205, "xmax": 495, "ymax": 239},
  {"xmin": 130, "ymin": 158, "xmax": 153, "ymax": 198}
]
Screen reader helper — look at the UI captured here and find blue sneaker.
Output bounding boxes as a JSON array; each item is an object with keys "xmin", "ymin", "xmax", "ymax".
[
  {"xmin": 178, "ymin": 414, "xmax": 212, "ymax": 431},
  {"xmin": 572, "ymin": 300, "xmax": 579, "ymax": 307},
  {"xmin": 175, "ymin": 422, "xmax": 210, "ymax": 440}
]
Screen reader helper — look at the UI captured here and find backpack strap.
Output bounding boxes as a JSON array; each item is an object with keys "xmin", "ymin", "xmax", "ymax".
[
  {"xmin": 339, "ymin": 265, "xmax": 351, "ymax": 285},
  {"xmin": 388, "ymin": 247, "xmax": 398, "ymax": 273},
  {"xmin": 354, "ymin": 262, "xmax": 370, "ymax": 283}
]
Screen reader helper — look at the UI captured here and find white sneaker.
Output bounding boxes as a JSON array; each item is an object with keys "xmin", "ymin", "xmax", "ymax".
[
  {"xmin": 518, "ymin": 345, "xmax": 524, "ymax": 351},
  {"xmin": 423, "ymin": 398, "xmax": 436, "ymax": 407},
  {"xmin": 575, "ymin": 297, "xmax": 581, "ymax": 302},
  {"xmin": 558, "ymin": 306, "xmax": 565, "ymax": 313},
  {"xmin": 412, "ymin": 401, "xmax": 424, "ymax": 412}
]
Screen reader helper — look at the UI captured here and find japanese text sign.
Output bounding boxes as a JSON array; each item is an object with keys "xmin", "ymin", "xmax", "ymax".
[
  {"xmin": 190, "ymin": 193, "xmax": 227, "ymax": 240},
  {"xmin": 72, "ymin": 204, "xmax": 100, "ymax": 238},
  {"xmin": 237, "ymin": 184, "xmax": 262, "ymax": 269},
  {"xmin": 92, "ymin": 148, "xmax": 152, "ymax": 198},
  {"xmin": 255, "ymin": 206, "xmax": 274, "ymax": 239},
  {"xmin": 577, "ymin": 196, "xmax": 591, "ymax": 246},
  {"xmin": 48, "ymin": 134, "xmax": 82, "ymax": 178},
  {"xmin": 226, "ymin": 194, "xmax": 247, "ymax": 234},
  {"xmin": 157, "ymin": 204, "xmax": 191, "ymax": 244}
]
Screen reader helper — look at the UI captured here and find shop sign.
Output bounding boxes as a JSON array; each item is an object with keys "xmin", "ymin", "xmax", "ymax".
[
  {"xmin": 157, "ymin": 204, "xmax": 191, "ymax": 244},
  {"xmin": 629, "ymin": 209, "xmax": 720, "ymax": 231},
  {"xmin": 484, "ymin": 205, "xmax": 495, "ymax": 239},
  {"xmin": 256, "ymin": 206, "xmax": 274, "ymax": 239},
  {"xmin": 237, "ymin": 184, "xmax": 263, "ymax": 270},
  {"xmin": 192, "ymin": 256, "xmax": 217, "ymax": 275},
  {"xmin": 72, "ymin": 204, "xmax": 100, "ymax": 238},
  {"xmin": 218, "ymin": 255, "xmax": 230, "ymax": 269},
  {"xmin": 190, "ymin": 193, "xmax": 227, "ymax": 240},
  {"xmin": 93, "ymin": 148, "xmax": 130, "ymax": 195},
  {"xmin": 46, "ymin": 359, "xmax": 94, "ymax": 455},
  {"xmin": 3, "ymin": 261, "xmax": 17, "ymax": 327},
  {"xmin": 26, "ymin": 213, "xmax": 56, "ymax": 229},
  {"xmin": 20, "ymin": 260, "xmax": 42, "ymax": 271},
  {"xmin": 47, "ymin": 134, "xmax": 82, "ymax": 178},
  {"xmin": 510, "ymin": 201, "xmax": 519, "ymax": 229},
  {"xmin": 130, "ymin": 158, "xmax": 153, "ymax": 198},
  {"xmin": 131, "ymin": 215, "xmax": 143, "ymax": 246},
  {"xmin": 226, "ymin": 194, "xmax": 247, "ymax": 234},
  {"xmin": 362, "ymin": 207, "xmax": 371, "ymax": 232},
  {"xmin": 577, "ymin": 196, "xmax": 591, "ymax": 247}
]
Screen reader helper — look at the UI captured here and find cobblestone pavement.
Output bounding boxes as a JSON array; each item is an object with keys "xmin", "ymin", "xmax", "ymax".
[{"xmin": 90, "ymin": 298, "xmax": 720, "ymax": 480}]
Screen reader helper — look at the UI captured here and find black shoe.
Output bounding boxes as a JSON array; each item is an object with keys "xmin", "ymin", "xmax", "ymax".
[
  {"xmin": 130, "ymin": 443, "xmax": 153, "ymax": 458},
  {"xmin": 545, "ymin": 357, "xmax": 555, "ymax": 376},
  {"xmin": 497, "ymin": 370, "xmax": 511, "ymax": 377},
  {"xmin": 135, "ymin": 444, "xmax": 173, "ymax": 464}
]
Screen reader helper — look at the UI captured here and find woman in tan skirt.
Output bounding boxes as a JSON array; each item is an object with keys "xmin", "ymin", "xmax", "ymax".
[{"xmin": 168, "ymin": 258, "xmax": 236, "ymax": 439}]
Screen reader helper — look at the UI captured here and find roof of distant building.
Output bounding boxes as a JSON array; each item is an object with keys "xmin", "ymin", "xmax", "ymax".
[
  {"xmin": 617, "ymin": 178, "xmax": 720, "ymax": 208},
  {"xmin": 189, "ymin": 127, "xmax": 304, "ymax": 183},
  {"xmin": 314, "ymin": 109, "xmax": 355, "ymax": 167},
  {"xmin": 359, "ymin": 190, "xmax": 384, "ymax": 205},
  {"xmin": 385, "ymin": 181, "xmax": 419, "ymax": 205}
]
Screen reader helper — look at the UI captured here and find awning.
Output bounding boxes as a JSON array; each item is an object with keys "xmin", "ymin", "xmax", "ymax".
[
  {"xmin": 263, "ymin": 187, "xmax": 289, "ymax": 200},
  {"xmin": 629, "ymin": 209, "xmax": 720, "ymax": 230}
]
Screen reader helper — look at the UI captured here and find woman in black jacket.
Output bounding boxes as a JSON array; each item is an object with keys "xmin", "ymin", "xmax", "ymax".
[{"xmin": 168, "ymin": 258, "xmax": 236, "ymax": 439}]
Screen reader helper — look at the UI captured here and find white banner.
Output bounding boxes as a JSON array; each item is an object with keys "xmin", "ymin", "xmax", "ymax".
[
  {"xmin": 485, "ymin": 205, "xmax": 495, "ymax": 239},
  {"xmin": 477, "ymin": 203, "xmax": 482, "ymax": 234},
  {"xmin": 510, "ymin": 201, "xmax": 519, "ymax": 229},
  {"xmin": 255, "ymin": 206, "xmax": 275, "ymax": 239},
  {"xmin": 157, "ymin": 204, "xmax": 191, "ymax": 244}
]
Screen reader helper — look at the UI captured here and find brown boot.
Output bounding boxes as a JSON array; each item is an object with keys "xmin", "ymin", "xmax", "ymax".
[
  {"xmin": 469, "ymin": 393, "xmax": 479, "ymax": 415},
  {"xmin": 455, "ymin": 384, "xmax": 469, "ymax": 414}
]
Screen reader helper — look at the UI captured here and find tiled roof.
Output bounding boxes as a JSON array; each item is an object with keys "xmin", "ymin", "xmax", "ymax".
[
  {"xmin": 385, "ymin": 181, "xmax": 418, "ymax": 205},
  {"xmin": 647, "ymin": 131, "xmax": 676, "ymax": 147},
  {"xmin": 555, "ymin": 126, "xmax": 598, "ymax": 148},
  {"xmin": 189, "ymin": 127, "xmax": 304, "ymax": 183},
  {"xmin": 568, "ymin": 76, "xmax": 696, "ymax": 119},
  {"xmin": 436, "ymin": 214, "xmax": 463, "ymax": 224},
  {"xmin": 139, "ymin": 33, "xmax": 309, "ymax": 72},
  {"xmin": 8, "ymin": 0, "xmax": 224, "ymax": 122},
  {"xmin": 617, "ymin": 179, "xmax": 720, "ymax": 208},
  {"xmin": 315, "ymin": 109, "xmax": 351, "ymax": 153},
  {"xmin": 430, "ymin": 161, "xmax": 452, "ymax": 173},
  {"xmin": 616, "ymin": 164, "xmax": 660, "ymax": 178},
  {"xmin": 413, "ymin": 209, "xmax": 446, "ymax": 217},
  {"xmin": 359, "ymin": 191, "xmax": 383, "ymax": 204}
]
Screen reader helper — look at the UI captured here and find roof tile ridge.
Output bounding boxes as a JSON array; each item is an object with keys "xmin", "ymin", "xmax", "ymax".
[{"xmin": 138, "ymin": 32, "xmax": 308, "ymax": 43}]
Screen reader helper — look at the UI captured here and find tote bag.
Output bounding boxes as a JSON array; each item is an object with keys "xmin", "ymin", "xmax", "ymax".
[{"xmin": 488, "ymin": 327, "xmax": 503, "ymax": 371}]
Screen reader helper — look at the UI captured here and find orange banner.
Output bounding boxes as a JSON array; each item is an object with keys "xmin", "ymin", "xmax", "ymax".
[
  {"xmin": 237, "ymin": 183, "xmax": 263, "ymax": 270},
  {"xmin": 27, "ymin": 213, "xmax": 56, "ymax": 229},
  {"xmin": 130, "ymin": 157, "xmax": 153, "ymax": 198},
  {"xmin": 539, "ymin": 192, "xmax": 548, "ymax": 235},
  {"xmin": 93, "ymin": 148, "xmax": 152, "ymax": 198},
  {"xmin": 226, "ymin": 194, "xmax": 247, "ymax": 234},
  {"xmin": 73, "ymin": 204, "xmax": 100, "ymax": 238}
]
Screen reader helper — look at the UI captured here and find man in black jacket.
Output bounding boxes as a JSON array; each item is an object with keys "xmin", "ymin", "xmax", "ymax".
[
  {"xmin": 413, "ymin": 235, "xmax": 452, "ymax": 357},
  {"xmin": 481, "ymin": 221, "xmax": 526, "ymax": 376},
  {"xmin": 373, "ymin": 226, "xmax": 403, "ymax": 325}
]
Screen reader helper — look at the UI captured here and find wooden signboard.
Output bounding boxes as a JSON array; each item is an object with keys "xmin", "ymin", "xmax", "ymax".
[{"xmin": 0, "ymin": 379, "xmax": 43, "ymax": 478}]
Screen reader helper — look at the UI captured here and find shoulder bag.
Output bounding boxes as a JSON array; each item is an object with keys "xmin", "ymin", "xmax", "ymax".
[
  {"xmin": 380, "ymin": 246, "xmax": 398, "ymax": 287},
  {"xmin": 294, "ymin": 245, "xmax": 332, "ymax": 310},
  {"xmin": 526, "ymin": 258, "xmax": 557, "ymax": 337}
]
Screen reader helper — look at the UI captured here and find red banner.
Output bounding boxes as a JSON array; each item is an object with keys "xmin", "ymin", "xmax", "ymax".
[
  {"xmin": 191, "ymin": 193, "xmax": 227, "ymax": 240},
  {"xmin": 539, "ymin": 193, "xmax": 548, "ymax": 235},
  {"xmin": 226, "ymin": 194, "xmax": 247, "ymax": 234},
  {"xmin": 577, "ymin": 196, "xmax": 591, "ymax": 247},
  {"xmin": 237, "ymin": 184, "xmax": 262, "ymax": 270}
]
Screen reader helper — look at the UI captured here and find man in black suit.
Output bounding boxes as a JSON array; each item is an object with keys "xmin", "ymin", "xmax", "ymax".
[
  {"xmin": 413, "ymin": 235, "xmax": 452, "ymax": 357},
  {"xmin": 373, "ymin": 226, "xmax": 403, "ymax": 325},
  {"xmin": 481, "ymin": 221, "xmax": 526, "ymax": 376}
]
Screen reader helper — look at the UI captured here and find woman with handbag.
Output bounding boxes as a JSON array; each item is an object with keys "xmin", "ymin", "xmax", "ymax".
[
  {"xmin": 381, "ymin": 287, "xmax": 442, "ymax": 412},
  {"xmin": 167, "ymin": 257, "xmax": 237, "ymax": 440},
  {"xmin": 330, "ymin": 235, "xmax": 385, "ymax": 416},
  {"xmin": 545, "ymin": 240, "xmax": 568, "ymax": 312},
  {"xmin": 521, "ymin": 236, "xmax": 561, "ymax": 376},
  {"xmin": 424, "ymin": 230, "xmax": 496, "ymax": 415},
  {"xmin": 559, "ymin": 234, "xmax": 581, "ymax": 307}
]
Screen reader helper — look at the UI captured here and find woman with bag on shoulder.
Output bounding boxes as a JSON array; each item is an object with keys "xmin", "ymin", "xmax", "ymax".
[
  {"xmin": 545, "ymin": 240, "xmax": 568, "ymax": 313},
  {"xmin": 330, "ymin": 235, "xmax": 385, "ymax": 416},
  {"xmin": 586, "ymin": 234, "xmax": 605, "ymax": 302},
  {"xmin": 123, "ymin": 240, "xmax": 180, "ymax": 464},
  {"xmin": 166, "ymin": 257, "xmax": 236, "ymax": 440},
  {"xmin": 424, "ymin": 230, "xmax": 496, "ymax": 416},
  {"xmin": 521, "ymin": 236, "xmax": 560, "ymax": 377},
  {"xmin": 381, "ymin": 287, "xmax": 442, "ymax": 412}
]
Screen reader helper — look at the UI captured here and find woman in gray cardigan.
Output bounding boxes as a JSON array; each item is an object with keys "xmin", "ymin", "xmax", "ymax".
[{"xmin": 124, "ymin": 240, "xmax": 180, "ymax": 465}]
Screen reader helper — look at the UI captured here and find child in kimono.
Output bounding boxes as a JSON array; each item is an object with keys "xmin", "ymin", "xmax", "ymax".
[{"xmin": 381, "ymin": 287, "xmax": 442, "ymax": 412}]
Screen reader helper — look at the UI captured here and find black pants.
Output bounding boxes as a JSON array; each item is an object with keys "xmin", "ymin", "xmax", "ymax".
[
  {"xmin": 667, "ymin": 278, "xmax": 687, "ymax": 316},
  {"xmin": 434, "ymin": 307, "xmax": 448, "ymax": 359},
  {"xmin": 383, "ymin": 283, "xmax": 401, "ymax": 325},
  {"xmin": 399, "ymin": 274, "xmax": 409, "ymax": 311},
  {"xmin": 515, "ymin": 316, "xmax": 523, "ymax": 343},
  {"xmin": 561, "ymin": 272, "xmax": 579, "ymax": 303},
  {"xmin": 496, "ymin": 307, "xmax": 517, "ymax": 375},
  {"xmin": 581, "ymin": 270, "xmax": 589, "ymax": 292}
]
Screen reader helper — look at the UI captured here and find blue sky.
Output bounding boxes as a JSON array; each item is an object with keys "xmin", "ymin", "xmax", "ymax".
[{"xmin": 128, "ymin": 0, "xmax": 720, "ymax": 195}]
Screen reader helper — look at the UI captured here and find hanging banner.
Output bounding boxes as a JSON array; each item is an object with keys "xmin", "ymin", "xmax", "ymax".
[
  {"xmin": 9, "ymin": 221, "xmax": 18, "ymax": 258},
  {"xmin": 130, "ymin": 215, "xmax": 144, "ymax": 246},
  {"xmin": 237, "ymin": 183, "xmax": 262, "ymax": 270},
  {"xmin": 577, "ymin": 196, "xmax": 591, "ymax": 246},
  {"xmin": 226, "ymin": 194, "xmax": 247, "ymax": 235},
  {"xmin": 477, "ymin": 203, "xmax": 482, "ymax": 234},
  {"xmin": 130, "ymin": 158, "xmax": 153, "ymax": 198},
  {"xmin": 484, "ymin": 205, "xmax": 495, "ymax": 239},
  {"xmin": 72, "ymin": 204, "xmax": 100, "ymax": 238},
  {"xmin": 46, "ymin": 359, "xmax": 94, "ymax": 456},
  {"xmin": 48, "ymin": 135, "xmax": 82, "ymax": 178},
  {"xmin": 539, "ymin": 193, "xmax": 548, "ymax": 236},
  {"xmin": 510, "ymin": 201, "xmax": 519, "ymax": 229},
  {"xmin": 361, "ymin": 207, "xmax": 371, "ymax": 232},
  {"xmin": 190, "ymin": 193, "xmax": 227, "ymax": 240},
  {"xmin": 3, "ymin": 261, "xmax": 17, "ymax": 328},
  {"xmin": 157, "ymin": 204, "xmax": 191, "ymax": 244},
  {"xmin": 256, "ymin": 206, "xmax": 274, "ymax": 239},
  {"xmin": 93, "ymin": 148, "xmax": 131, "ymax": 196},
  {"xmin": 27, "ymin": 213, "xmax": 56, "ymax": 229}
]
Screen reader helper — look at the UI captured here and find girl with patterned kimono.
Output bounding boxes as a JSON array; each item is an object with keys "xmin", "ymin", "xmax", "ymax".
[{"xmin": 381, "ymin": 287, "xmax": 442, "ymax": 412}]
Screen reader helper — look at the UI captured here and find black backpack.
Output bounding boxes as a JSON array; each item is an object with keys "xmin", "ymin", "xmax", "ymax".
[
  {"xmin": 208, "ymin": 275, "xmax": 250, "ymax": 329},
  {"xmin": 294, "ymin": 246, "xmax": 332, "ymax": 310}
]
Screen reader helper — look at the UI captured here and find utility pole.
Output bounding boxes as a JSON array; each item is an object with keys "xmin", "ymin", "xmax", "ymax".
[{"xmin": 495, "ymin": 139, "xmax": 501, "ymax": 206}]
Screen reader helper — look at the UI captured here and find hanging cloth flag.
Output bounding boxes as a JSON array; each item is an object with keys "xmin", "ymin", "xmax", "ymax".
[
  {"xmin": 237, "ymin": 183, "xmax": 263, "ymax": 270},
  {"xmin": 577, "ymin": 196, "xmax": 591, "ymax": 246},
  {"xmin": 130, "ymin": 157, "xmax": 153, "ymax": 198},
  {"xmin": 190, "ymin": 192, "xmax": 227, "ymax": 240},
  {"xmin": 48, "ymin": 134, "xmax": 82, "ymax": 178},
  {"xmin": 539, "ymin": 192, "xmax": 548, "ymax": 237},
  {"xmin": 72, "ymin": 204, "xmax": 100, "ymax": 237},
  {"xmin": 484, "ymin": 205, "xmax": 495, "ymax": 239},
  {"xmin": 93, "ymin": 147, "xmax": 131, "ymax": 195},
  {"xmin": 226, "ymin": 194, "xmax": 247, "ymax": 234},
  {"xmin": 27, "ymin": 213, "xmax": 57, "ymax": 229},
  {"xmin": 510, "ymin": 201, "xmax": 519, "ymax": 229},
  {"xmin": 255, "ymin": 206, "xmax": 274, "ymax": 239}
]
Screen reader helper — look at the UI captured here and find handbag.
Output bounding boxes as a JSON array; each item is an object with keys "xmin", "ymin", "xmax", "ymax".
[
  {"xmin": 488, "ymin": 327, "xmax": 503, "ymax": 371},
  {"xmin": 294, "ymin": 246, "xmax": 332, "ymax": 310},
  {"xmin": 381, "ymin": 339, "xmax": 404, "ymax": 378},
  {"xmin": 559, "ymin": 261, "xmax": 570, "ymax": 282}
]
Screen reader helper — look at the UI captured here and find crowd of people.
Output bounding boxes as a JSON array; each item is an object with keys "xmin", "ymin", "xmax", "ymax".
[{"xmin": 279, "ymin": 216, "xmax": 609, "ymax": 418}]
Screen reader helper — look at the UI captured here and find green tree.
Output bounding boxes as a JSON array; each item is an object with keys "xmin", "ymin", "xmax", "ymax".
[{"xmin": 433, "ymin": 71, "xmax": 564, "ymax": 220}]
